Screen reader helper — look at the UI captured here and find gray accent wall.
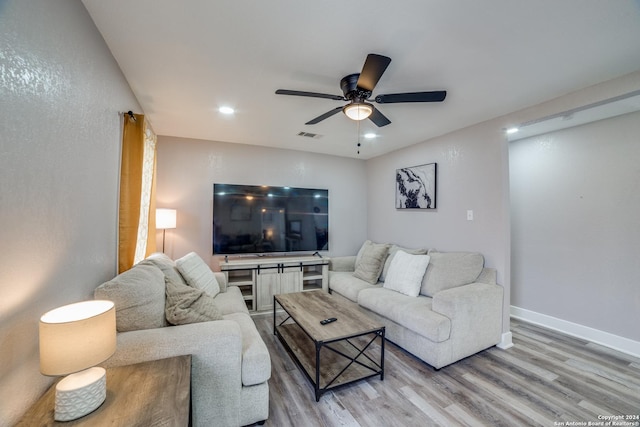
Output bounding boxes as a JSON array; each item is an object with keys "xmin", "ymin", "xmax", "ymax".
[
  {"xmin": 365, "ymin": 71, "xmax": 640, "ymax": 343},
  {"xmin": 365, "ymin": 120, "xmax": 512, "ymax": 336},
  {"xmin": 0, "ymin": 0, "xmax": 140, "ymax": 424},
  {"xmin": 510, "ymin": 110, "xmax": 640, "ymax": 341},
  {"xmin": 155, "ymin": 136, "xmax": 368, "ymax": 266}
]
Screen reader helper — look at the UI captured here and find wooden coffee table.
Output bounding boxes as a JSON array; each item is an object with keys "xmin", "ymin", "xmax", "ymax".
[{"xmin": 273, "ymin": 290, "xmax": 385, "ymax": 401}]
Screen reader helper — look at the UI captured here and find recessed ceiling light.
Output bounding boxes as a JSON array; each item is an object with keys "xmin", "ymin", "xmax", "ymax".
[
  {"xmin": 506, "ymin": 127, "xmax": 519, "ymax": 134},
  {"xmin": 364, "ymin": 133, "xmax": 377, "ymax": 139},
  {"xmin": 219, "ymin": 106, "xmax": 235, "ymax": 115}
]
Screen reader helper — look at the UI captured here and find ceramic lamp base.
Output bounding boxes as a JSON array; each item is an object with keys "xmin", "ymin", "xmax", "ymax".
[{"xmin": 54, "ymin": 367, "xmax": 107, "ymax": 421}]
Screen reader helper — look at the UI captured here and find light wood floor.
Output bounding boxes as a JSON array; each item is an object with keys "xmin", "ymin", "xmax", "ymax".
[{"xmin": 253, "ymin": 314, "xmax": 640, "ymax": 427}]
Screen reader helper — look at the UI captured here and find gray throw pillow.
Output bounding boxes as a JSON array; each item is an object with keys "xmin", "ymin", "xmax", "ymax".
[
  {"xmin": 165, "ymin": 277, "xmax": 223, "ymax": 325},
  {"xmin": 139, "ymin": 255, "xmax": 187, "ymax": 287},
  {"xmin": 352, "ymin": 241, "xmax": 390, "ymax": 284},
  {"xmin": 175, "ymin": 252, "xmax": 221, "ymax": 297},
  {"xmin": 94, "ymin": 263, "xmax": 167, "ymax": 332}
]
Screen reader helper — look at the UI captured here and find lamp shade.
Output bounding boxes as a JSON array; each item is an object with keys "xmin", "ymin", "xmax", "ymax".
[
  {"xmin": 39, "ymin": 300, "xmax": 116, "ymax": 376},
  {"xmin": 343, "ymin": 103, "xmax": 373, "ymax": 121},
  {"xmin": 156, "ymin": 208, "xmax": 177, "ymax": 229}
]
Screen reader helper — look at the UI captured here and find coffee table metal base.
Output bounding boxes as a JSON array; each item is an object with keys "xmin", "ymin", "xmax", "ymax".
[{"xmin": 274, "ymin": 296, "xmax": 385, "ymax": 402}]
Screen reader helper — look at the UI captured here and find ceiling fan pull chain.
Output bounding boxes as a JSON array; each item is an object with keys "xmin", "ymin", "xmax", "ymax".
[{"xmin": 356, "ymin": 119, "xmax": 361, "ymax": 155}]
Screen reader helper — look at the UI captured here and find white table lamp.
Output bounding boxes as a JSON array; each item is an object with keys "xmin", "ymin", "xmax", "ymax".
[
  {"xmin": 39, "ymin": 300, "xmax": 116, "ymax": 421},
  {"xmin": 156, "ymin": 208, "xmax": 177, "ymax": 252}
]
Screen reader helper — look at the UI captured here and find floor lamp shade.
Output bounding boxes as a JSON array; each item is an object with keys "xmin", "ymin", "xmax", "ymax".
[
  {"xmin": 156, "ymin": 208, "xmax": 177, "ymax": 230},
  {"xmin": 39, "ymin": 300, "xmax": 116, "ymax": 421}
]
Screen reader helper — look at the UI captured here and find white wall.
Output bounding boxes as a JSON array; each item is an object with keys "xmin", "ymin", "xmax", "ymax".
[
  {"xmin": 365, "ymin": 70, "xmax": 640, "ymax": 342},
  {"xmin": 366, "ymin": 119, "xmax": 512, "ymax": 335},
  {"xmin": 0, "ymin": 1, "xmax": 140, "ymax": 424},
  {"xmin": 155, "ymin": 137, "xmax": 368, "ymax": 268},
  {"xmin": 510, "ymin": 111, "xmax": 640, "ymax": 341}
]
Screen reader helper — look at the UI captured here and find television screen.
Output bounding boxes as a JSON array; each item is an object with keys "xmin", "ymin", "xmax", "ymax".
[{"xmin": 213, "ymin": 183, "xmax": 329, "ymax": 255}]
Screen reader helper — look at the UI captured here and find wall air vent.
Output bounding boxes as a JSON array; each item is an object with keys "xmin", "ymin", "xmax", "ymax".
[{"xmin": 297, "ymin": 131, "xmax": 322, "ymax": 139}]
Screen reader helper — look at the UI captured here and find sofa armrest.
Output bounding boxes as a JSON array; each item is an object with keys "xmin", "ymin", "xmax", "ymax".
[
  {"xmin": 476, "ymin": 267, "xmax": 497, "ymax": 285},
  {"xmin": 214, "ymin": 271, "xmax": 228, "ymax": 292},
  {"xmin": 432, "ymin": 282, "xmax": 503, "ymax": 357},
  {"xmin": 329, "ymin": 256, "xmax": 356, "ymax": 272},
  {"xmin": 104, "ymin": 320, "xmax": 243, "ymax": 427}
]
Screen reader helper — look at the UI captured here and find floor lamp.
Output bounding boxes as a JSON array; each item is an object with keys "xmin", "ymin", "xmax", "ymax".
[{"xmin": 156, "ymin": 208, "xmax": 177, "ymax": 253}]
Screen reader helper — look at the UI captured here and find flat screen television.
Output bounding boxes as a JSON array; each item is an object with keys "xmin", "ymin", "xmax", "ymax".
[{"xmin": 213, "ymin": 183, "xmax": 329, "ymax": 255}]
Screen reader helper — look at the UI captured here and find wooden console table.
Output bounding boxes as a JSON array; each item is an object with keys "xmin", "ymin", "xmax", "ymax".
[
  {"xmin": 220, "ymin": 255, "xmax": 329, "ymax": 312},
  {"xmin": 17, "ymin": 355, "xmax": 191, "ymax": 427}
]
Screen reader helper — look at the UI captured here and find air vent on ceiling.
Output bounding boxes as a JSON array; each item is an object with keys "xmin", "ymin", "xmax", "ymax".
[{"xmin": 297, "ymin": 131, "xmax": 323, "ymax": 139}]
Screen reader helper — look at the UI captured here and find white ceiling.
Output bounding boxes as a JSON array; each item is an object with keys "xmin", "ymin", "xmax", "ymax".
[{"xmin": 81, "ymin": 0, "xmax": 640, "ymax": 159}]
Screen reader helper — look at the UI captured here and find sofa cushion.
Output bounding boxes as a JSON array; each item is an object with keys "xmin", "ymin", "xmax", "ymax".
[
  {"xmin": 176, "ymin": 252, "xmax": 221, "ymax": 297},
  {"xmin": 329, "ymin": 271, "xmax": 379, "ymax": 302},
  {"xmin": 354, "ymin": 240, "xmax": 371, "ymax": 267},
  {"xmin": 94, "ymin": 263, "xmax": 167, "ymax": 332},
  {"xmin": 358, "ymin": 288, "xmax": 451, "ymax": 343},
  {"xmin": 380, "ymin": 245, "xmax": 428, "ymax": 282},
  {"xmin": 145, "ymin": 252, "xmax": 174, "ymax": 265},
  {"xmin": 165, "ymin": 277, "xmax": 223, "ymax": 325},
  {"xmin": 421, "ymin": 251, "xmax": 484, "ymax": 297},
  {"xmin": 352, "ymin": 241, "xmax": 390, "ymax": 284},
  {"xmin": 223, "ymin": 312, "xmax": 271, "ymax": 386},
  {"xmin": 214, "ymin": 285, "xmax": 250, "ymax": 315},
  {"xmin": 328, "ymin": 256, "xmax": 357, "ymax": 272},
  {"xmin": 383, "ymin": 251, "xmax": 430, "ymax": 297},
  {"xmin": 140, "ymin": 253, "xmax": 187, "ymax": 286}
]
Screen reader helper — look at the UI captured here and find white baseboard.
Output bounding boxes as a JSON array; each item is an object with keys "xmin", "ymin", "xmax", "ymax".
[
  {"xmin": 511, "ymin": 306, "xmax": 640, "ymax": 359},
  {"xmin": 497, "ymin": 332, "xmax": 514, "ymax": 349}
]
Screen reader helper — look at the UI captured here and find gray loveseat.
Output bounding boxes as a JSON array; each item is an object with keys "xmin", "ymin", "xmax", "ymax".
[
  {"xmin": 94, "ymin": 252, "xmax": 270, "ymax": 427},
  {"xmin": 329, "ymin": 242, "xmax": 503, "ymax": 369}
]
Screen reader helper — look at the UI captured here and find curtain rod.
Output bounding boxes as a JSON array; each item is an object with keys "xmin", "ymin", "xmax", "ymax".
[{"xmin": 121, "ymin": 111, "xmax": 137, "ymax": 122}]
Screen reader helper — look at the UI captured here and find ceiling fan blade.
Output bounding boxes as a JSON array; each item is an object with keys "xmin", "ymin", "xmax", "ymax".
[
  {"xmin": 375, "ymin": 91, "xmax": 447, "ymax": 104},
  {"xmin": 368, "ymin": 106, "xmax": 391, "ymax": 127},
  {"xmin": 356, "ymin": 54, "xmax": 391, "ymax": 93},
  {"xmin": 276, "ymin": 89, "xmax": 344, "ymax": 101},
  {"xmin": 305, "ymin": 106, "xmax": 344, "ymax": 125}
]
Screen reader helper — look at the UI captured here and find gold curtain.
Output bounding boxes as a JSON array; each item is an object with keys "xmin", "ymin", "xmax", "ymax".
[{"xmin": 118, "ymin": 113, "xmax": 157, "ymax": 273}]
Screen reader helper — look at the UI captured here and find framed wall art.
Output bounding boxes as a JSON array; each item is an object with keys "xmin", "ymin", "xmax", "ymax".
[{"xmin": 395, "ymin": 163, "xmax": 437, "ymax": 209}]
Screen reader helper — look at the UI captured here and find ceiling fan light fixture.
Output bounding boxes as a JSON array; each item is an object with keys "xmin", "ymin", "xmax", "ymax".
[{"xmin": 343, "ymin": 103, "xmax": 373, "ymax": 121}]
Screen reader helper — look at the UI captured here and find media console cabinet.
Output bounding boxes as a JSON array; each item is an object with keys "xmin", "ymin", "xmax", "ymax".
[{"xmin": 219, "ymin": 255, "xmax": 329, "ymax": 312}]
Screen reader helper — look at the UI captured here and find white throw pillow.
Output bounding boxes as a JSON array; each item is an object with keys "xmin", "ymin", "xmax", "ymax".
[
  {"xmin": 175, "ymin": 252, "xmax": 221, "ymax": 297},
  {"xmin": 383, "ymin": 250, "xmax": 431, "ymax": 297},
  {"xmin": 380, "ymin": 245, "xmax": 428, "ymax": 282}
]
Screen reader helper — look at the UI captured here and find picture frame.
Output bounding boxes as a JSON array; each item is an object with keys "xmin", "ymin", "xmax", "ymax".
[
  {"xmin": 395, "ymin": 163, "xmax": 437, "ymax": 209},
  {"xmin": 288, "ymin": 220, "xmax": 302, "ymax": 236}
]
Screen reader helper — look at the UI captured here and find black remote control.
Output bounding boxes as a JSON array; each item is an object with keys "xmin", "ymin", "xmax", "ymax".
[{"xmin": 320, "ymin": 317, "xmax": 337, "ymax": 325}]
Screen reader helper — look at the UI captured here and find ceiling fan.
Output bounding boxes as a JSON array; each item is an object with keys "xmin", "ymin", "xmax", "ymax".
[{"xmin": 275, "ymin": 53, "xmax": 446, "ymax": 127}]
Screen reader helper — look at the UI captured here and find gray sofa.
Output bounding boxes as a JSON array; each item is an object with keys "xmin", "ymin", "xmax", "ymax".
[
  {"xmin": 329, "ymin": 242, "xmax": 503, "ymax": 369},
  {"xmin": 94, "ymin": 252, "xmax": 270, "ymax": 427}
]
